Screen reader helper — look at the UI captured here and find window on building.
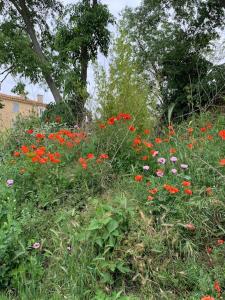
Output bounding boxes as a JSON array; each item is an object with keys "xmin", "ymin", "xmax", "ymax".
[{"xmin": 12, "ymin": 102, "xmax": 20, "ymax": 113}]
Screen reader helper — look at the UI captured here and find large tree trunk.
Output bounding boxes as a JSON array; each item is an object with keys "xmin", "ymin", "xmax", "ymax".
[{"xmin": 10, "ymin": 0, "xmax": 62, "ymax": 103}]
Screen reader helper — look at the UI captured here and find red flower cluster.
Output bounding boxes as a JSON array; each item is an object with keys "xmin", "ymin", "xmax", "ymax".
[
  {"xmin": 163, "ymin": 184, "xmax": 179, "ymax": 194},
  {"xmin": 16, "ymin": 145, "xmax": 61, "ymax": 164},
  {"xmin": 78, "ymin": 153, "xmax": 109, "ymax": 169}
]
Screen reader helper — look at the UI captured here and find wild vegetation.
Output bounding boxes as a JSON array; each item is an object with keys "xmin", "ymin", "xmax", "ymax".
[{"xmin": 0, "ymin": 1, "xmax": 225, "ymax": 300}]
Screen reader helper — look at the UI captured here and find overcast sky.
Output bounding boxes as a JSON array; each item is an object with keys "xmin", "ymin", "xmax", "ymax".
[{"xmin": 1, "ymin": 0, "xmax": 141, "ymax": 103}]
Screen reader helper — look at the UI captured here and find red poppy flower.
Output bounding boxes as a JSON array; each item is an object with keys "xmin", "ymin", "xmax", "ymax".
[
  {"xmin": 99, "ymin": 154, "xmax": 109, "ymax": 159},
  {"xmin": 26, "ymin": 129, "xmax": 33, "ymax": 134},
  {"xmin": 206, "ymin": 187, "xmax": 212, "ymax": 196},
  {"xmin": 149, "ymin": 188, "xmax": 158, "ymax": 195},
  {"xmin": 200, "ymin": 127, "xmax": 207, "ymax": 132},
  {"xmin": 214, "ymin": 281, "xmax": 221, "ymax": 294},
  {"xmin": 135, "ymin": 175, "xmax": 143, "ymax": 182},
  {"xmin": 163, "ymin": 184, "xmax": 179, "ymax": 194},
  {"xmin": 87, "ymin": 153, "xmax": 95, "ymax": 159},
  {"xmin": 107, "ymin": 117, "xmax": 116, "ymax": 125},
  {"xmin": 21, "ymin": 145, "xmax": 29, "ymax": 153},
  {"xmin": 143, "ymin": 141, "xmax": 153, "ymax": 148},
  {"xmin": 206, "ymin": 247, "xmax": 212, "ymax": 254},
  {"xmin": 155, "ymin": 138, "xmax": 162, "ymax": 144},
  {"xmin": 187, "ymin": 128, "xmax": 194, "ymax": 134},
  {"xmin": 201, "ymin": 296, "xmax": 215, "ymax": 300},
  {"xmin": 147, "ymin": 196, "xmax": 154, "ymax": 201},
  {"xmin": 36, "ymin": 133, "xmax": 45, "ymax": 139},
  {"xmin": 144, "ymin": 129, "xmax": 150, "ymax": 135},
  {"xmin": 184, "ymin": 189, "xmax": 193, "ymax": 195},
  {"xmin": 128, "ymin": 125, "xmax": 136, "ymax": 132},
  {"xmin": 187, "ymin": 143, "xmax": 193, "ymax": 149},
  {"xmin": 133, "ymin": 137, "xmax": 142, "ymax": 146},
  {"xmin": 13, "ymin": 151, "xmax": 20, "ymax": 157},
  {"xmin": 219, "ymin": 159, "xmax": 225, "ymax": 166},
  {"xmin": 218, "ymin": 129, "xmax": 225, "ymax": 140},
  {"xmin": 99, "ymin": 124, "xmax": 106, "ymax": 129},
  {"xmin": 217, "ymin": 239, "xmax": 224, "ymax": 245},
  {"xmin": 207, "ymin": 135, "xmax": 213, "ymax": 140},
  {"xmin": 141, "ymin": 156, "xmax": 148, "ymax": 161},
  {"xmin": 182, "ymin": 181, "xmax": 191, "ymax": 187}
]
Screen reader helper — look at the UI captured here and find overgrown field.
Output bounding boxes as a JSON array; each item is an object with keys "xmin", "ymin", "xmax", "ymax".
[{"xmin": 0, "ymin": 112, "xmax": 224, "ymax": 300}]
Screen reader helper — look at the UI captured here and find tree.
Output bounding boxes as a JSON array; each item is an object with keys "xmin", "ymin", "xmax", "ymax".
[
  {"xmin": 0, "ymin": 0, "xmax": 62, "ymax": 102},
  {"xmin": 95, "ymin": 26, "xmax": 154, "ymax": 130},
  {"xmin": 0, "ymin": 0, "xmax": 113, "ymax": 121},
  {"xmin": 54, "ymin": 0, "xmax": 114, "ymax": 119},
  {"xmin": 124, "ymin": 0, "xmax": 225, "ymax": 120}
]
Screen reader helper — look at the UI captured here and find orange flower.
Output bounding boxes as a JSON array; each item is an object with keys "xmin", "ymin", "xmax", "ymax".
[
  {"xmin": 163, "ymin": 184, "xmax": 179, "ymax": 194},
  {"xmin": 99, "ymin": 123, "xmax": 106, "ymax": 129},
  {"xmin": 187, "ymin": 143, "xmax": 193, "ymax": 149},
  {"xmin": 218, "ymin": 129, "xmax": 225, "ymax": 140},
  {"xmin": 169, "ymin": 148, "xmax": 176, "ymax": 154},
  {"xmin": 187, "ymin": 128, "xmax": 194, "ymax": 134},
  {"xmin": 207, "ymin": 135, "xmax": 213, "ymax": 140},
  {"xmin": 149, "ymin": 188, "xmax": 158, "ymax": 195},
  {"xmin": 213, "ymin": 280, "xmax": 221, "ymax": 294},
  {"xmin": 155, "ymin": 138, "xmax": 162, "ymax": 144},
  {"xmin": 135, "ymin": 175, "xmax": 143, "ymax": 182},
  {"xmin": 13, "ymin": 151, "xmax": 20, "ymax": 157},
  {"xmin": 141, "ymin": 156, "xmax": 148, "ymax": 161},
  {"xmin": 184, "ymin": 189, "xmax": 193, "ymax": 195},
  {"xmin": 219, "ymin": 159, "xmax": 225, "ymax": 166},
  {"xmin": 201, "ymin": 296, "xmax": 215, "ymax": 300},
  {"xmin": 144, "ymin": 129, "xmax": 150, "ymax": 135},
  {"xmin": 143, "ymin": 141, "xmax": 153, "ymax": 148}
]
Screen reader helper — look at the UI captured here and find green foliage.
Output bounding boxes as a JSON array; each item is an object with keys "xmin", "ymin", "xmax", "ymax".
[
  {"xmin": 0, "ymin": 111, "xmax": 225, "ymax": 299},
  {"xmin": 95, "ymin": 27, "xmax": 155, "ymax": 130},
  {"xmin": 124, "ymin": 0, "xmax": 225, "ymax": 119},
  {"xmin": 0, "ymin": 0, "xmax": 113, "ymax": 118}
]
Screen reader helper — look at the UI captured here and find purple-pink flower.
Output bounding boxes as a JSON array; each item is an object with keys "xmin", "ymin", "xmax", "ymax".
[
  {"xmin": 157, "ymin": 157, "xmax": 166, "ymax": 164},
  {"xmin": 156, "ymin": 169, "xmax": 164, "ymax": 177},
  {"xmin": 181, "ymin": 164, "xmax": 188, "ymax": 169},
  {"xmin": 6, "ymin": 179, "xmax": 14, "ymax": 187},
  {"xmin": 143, "ymin": 165, "xmax": 150, "ymax": 170},
  {"xmin": 171, "ymin": 168, "xmax": 177, "ymax": 174},
  {"xmin": 170, "ymin": 156, "xmax": 177, "ymax": 163},
  {"xmin": 32, "ymin": 242, "xmax": 41, "ymax": 249}
]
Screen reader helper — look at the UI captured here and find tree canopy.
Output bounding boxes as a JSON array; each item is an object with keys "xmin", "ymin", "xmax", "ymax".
[
  {"xmin": 0, "ymin": 0, "xmax": 113, "ymax": 120},
  {"xmin": 124, "ymin": 0, "xmax": 225, "ymax": 119}
]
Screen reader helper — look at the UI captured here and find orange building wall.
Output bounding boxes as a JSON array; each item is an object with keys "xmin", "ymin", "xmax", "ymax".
[{"xmin": 0, "ymin": 93, "xmax": 47, "ymax": 130}]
